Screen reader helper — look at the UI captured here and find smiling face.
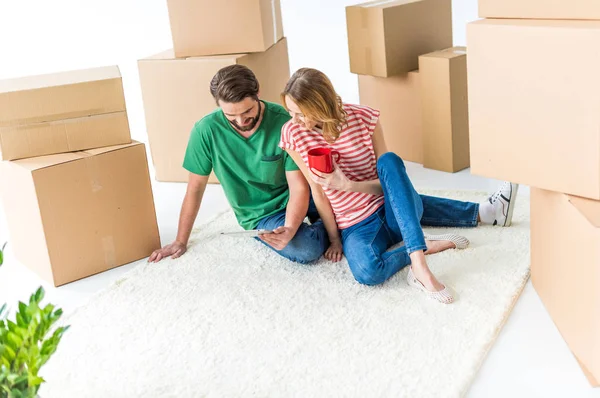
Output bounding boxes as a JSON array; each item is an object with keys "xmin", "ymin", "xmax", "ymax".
[
  {"xmin": 219, "ymin": 97, "xmax": 262, "ymax": 132},
  {"xmin": 284, "ymin": 95, "xmax": 318, "ymax": 130}
]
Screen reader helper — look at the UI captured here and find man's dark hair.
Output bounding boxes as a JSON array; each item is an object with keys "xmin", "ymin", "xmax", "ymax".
[{"xmin": 210, "ymin": 65, "xmax": 260, "ymax": 105}]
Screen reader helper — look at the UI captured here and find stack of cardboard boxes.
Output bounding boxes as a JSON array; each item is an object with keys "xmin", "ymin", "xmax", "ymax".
[
  {"xmin": 139, "ymin": 0, "xmax": 291, "ymax": 183},
  {"xmin": 348, "ymin": 0, "xmax": 470, "ymax": 173},
  {"xmin": 468, "ymin": 0, "xmax": 600, "ymax": 386},
  {"xmin": 0, "ymin": 67, "xmax": 161, "ymax": 286}
]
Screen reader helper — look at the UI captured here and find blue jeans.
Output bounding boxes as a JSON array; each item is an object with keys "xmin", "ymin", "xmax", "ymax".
[
  {"xmin": 341, "ymin": 152, "xmax": 479, "ymax": 286},
  {"xmin": 255, "ymin": 199, "xmax": 328, "ymax": 264}
]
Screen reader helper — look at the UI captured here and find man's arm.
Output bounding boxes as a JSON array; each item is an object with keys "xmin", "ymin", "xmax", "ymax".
[
  {"xmin": 148, "ymin": 172, "xmax": 209, "ymax": 262},
  {"xmin": 259, "ymin": 170, "xmax": 309, "ymax": 251}
]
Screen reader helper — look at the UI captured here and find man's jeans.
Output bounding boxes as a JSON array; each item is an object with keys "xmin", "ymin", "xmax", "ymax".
[
  {"xmin": 341, "ymin": 152, "xmax": 479, "ymax": 286},
  {"xmin": 255, "ymin": 198, "xmax": 328, "ymax": 264}
]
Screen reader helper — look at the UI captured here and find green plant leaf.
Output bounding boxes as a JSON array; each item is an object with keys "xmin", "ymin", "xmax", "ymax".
[
  {"xmin": 2, "ymin": 342, "xmax": 16, "ymax": 361},
  {"xmin": 27, "ymin": 375, "xmax": 44, "ymax": 388},
  {"xmin": 6, "ymin": 332, "xmax": 23, "ymax": 348},
  {"xmin": 12, "ymin": 375, "xmax": 28, "ymax": 386},
  {"xmin": 10, "ymin": 388, "xmax": 24, "ymax": 398},
  {"xmin": 15, "ymin": 313, "xmax": 24, "ymax": 329},
  {"xmin": 34, "ymin": 287, "xmax": 44, "ymax": 304},
  {"xmin": 0, "ymin": 303, "xmax": 6, "ymax": 319},
  {"xmin": 5, "ymin": 321, "xmax": 17, "ymax": 334},
  {"xmin": 17, "ymin": 302, "xmax": 27, "ymax": 317}
]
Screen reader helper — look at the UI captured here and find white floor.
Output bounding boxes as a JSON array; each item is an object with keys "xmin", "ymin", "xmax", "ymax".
[{"xmin": 0, "ymin": 0, "xmax": 598, "ymax": 397}]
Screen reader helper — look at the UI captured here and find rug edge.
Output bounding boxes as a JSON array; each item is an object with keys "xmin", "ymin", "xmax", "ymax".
[{"xmin": 458, "ymin": 268, "xmax": 531, "ymax": 397}]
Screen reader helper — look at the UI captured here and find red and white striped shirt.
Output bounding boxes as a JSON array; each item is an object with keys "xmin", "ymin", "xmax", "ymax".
[{"xmin": 280, "ymin": 103, "xmax": 384, "ymax": 229}]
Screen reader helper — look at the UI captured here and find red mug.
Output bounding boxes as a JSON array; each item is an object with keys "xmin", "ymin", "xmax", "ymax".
[{"xmin": 307, "ymin": 148, "xmax": 340, "ymax": 173}]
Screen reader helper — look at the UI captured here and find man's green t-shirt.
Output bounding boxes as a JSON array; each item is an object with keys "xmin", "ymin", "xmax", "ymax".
[{"xmin": 183, "ymin": 101, "xmax": 298, "ymax": 230}]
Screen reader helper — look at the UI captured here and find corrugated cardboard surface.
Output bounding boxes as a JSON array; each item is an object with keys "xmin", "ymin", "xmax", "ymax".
[
  {"xmin": 468, "ymin": 19, "xmax": 600, "ymax": 200},
  {"xmin": 531, "ymin": 188, "xmax": 600, "ymax": 386},
  {"xmin": 0, "ymin": 66, "xmax": 125, "ymax": 127},
  {"xmin": 479, "ymin": 0, "xmax": 600, "ymax": 20},
  {"xmin": 0, "ymin": 162, "xmax": 54, "ymax": 283},
  {"xmin": 167, "ymin": 0, "xmax": 283, "ymax": 57},
  {"xmin": 138, "ymin": 38, "xmax": 290, "ymax": 184},
  {"xmin": 346, "ymin": 0, "xmax": 452, "ymax": 77},
  {"xmin": 420, "ymin": 47, "xmax": 469, "ymax": 173},
  {"xmin": 0, "ymin": 111, "xmax": 131, "ymax": 161},
  {"xmin": 358, "ymin": 70, "xmax": 423, "ymax": 163},
  {"xmin": 0, "ymin": 141, "xmax": 161, "ymax": 286}
]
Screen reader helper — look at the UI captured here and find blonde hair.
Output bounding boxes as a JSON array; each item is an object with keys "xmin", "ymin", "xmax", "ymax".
[{"xmin": 281, "ymin": 68, "xmax": 347, "ymax": 142}]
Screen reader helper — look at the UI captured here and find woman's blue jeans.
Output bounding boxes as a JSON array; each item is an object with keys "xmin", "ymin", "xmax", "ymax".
[{"xmin": 341, "ymin": 152, "xmax": 479, "ymax": 286}]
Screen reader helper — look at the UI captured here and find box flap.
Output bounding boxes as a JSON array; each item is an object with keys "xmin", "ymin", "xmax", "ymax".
[
  {"xmin": 10, "ymin": 141, "xmax": 142, "ymax": 171},
  {"xmin": 81, "ymin": 140, "xmax": 142, "ymax": 156},
  {"xmin": 421, "ymin": 46, "xmax": 466, "ymax": 59},
  {"xmin": 139, "ymin": 50, "xmax": 177, "ymax": 61},
  {"xmin": 0, "ymin": 66, "xmax": 121, "ymax": 94},
  {"xmin": 139, "ymin": 50, "xmax": 242, "ymax": 62},
  {"xmin": 355, "ymin": 0, "xmax": 420, "ymax": 9},
  {"xmin": 568, "ymin": 195, "xmax": 600, "ymax": 227},
  {"xmin": 469, "ymin": 18, "xmax": 600, "ymax": 30},
  {"xmin": 12, "ymin": 152, "xmax": 85, "ymax": 171}
]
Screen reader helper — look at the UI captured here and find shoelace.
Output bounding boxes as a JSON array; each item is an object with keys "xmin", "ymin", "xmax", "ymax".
[{"xmin": 488, "ymin": 181, "xmax": 511, "ymax": 204}]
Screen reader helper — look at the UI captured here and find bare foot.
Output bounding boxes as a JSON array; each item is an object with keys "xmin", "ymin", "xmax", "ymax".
[{"xmin": 424, "ymin": 239, "xmax": 456, "ymax": 255}]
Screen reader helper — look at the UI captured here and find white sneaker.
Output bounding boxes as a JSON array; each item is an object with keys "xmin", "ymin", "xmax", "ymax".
[{"xmin": 479, "ymin": 182, "xmax": 519, "ymax": 227}]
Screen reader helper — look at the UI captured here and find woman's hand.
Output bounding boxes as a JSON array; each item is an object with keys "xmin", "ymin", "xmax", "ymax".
[
  {"xmin": 310, "ymin": 160, "xmax": 352, "ymax": 191},
  {"xmin": 325, "ymin": 239, "xmax": 343, "ymax": 262}
]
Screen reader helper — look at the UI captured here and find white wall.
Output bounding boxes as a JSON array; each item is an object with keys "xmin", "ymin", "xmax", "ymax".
[{"xmin": 0, "ymin": 0, "xmax": 480, "ymax": 244}]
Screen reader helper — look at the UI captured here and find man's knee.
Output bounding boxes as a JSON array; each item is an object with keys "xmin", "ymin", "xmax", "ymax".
[
  {"xmin": 284, "ymin": 241, "xmax": 324, "ymax": 264},
  {"xmin": 283, "ymin": 224, "xmax": 327, "ymax": 264}
]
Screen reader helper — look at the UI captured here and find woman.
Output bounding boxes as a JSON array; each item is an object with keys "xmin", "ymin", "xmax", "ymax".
[{"xmin": 279, "ymin": 68, "xmax": 518, "ymax": 304}]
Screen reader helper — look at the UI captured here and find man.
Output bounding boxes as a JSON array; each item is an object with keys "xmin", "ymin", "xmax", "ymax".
[{"xmin": 149, "ymin": 65, "xmax": 328, "ymax": 263}]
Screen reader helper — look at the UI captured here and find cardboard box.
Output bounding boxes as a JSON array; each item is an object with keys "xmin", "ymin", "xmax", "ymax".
[
  {"xmin": 468, "ymin": 19, "xmax": 600, "ymax": 200},
  {"xmin": 138, "ymin": 38, "xmax": 290, "ymax": 183},
  {"xmin": 0, "ymin": 141, "xmax": 160, "ymax": 287},
  {"xmin": 0, "ymin": 112, "xmax": 130, "ymax": 161},
  {"xmin": 419, "ymin": 47, "xmax": 469, "ymax": 173},
  {"xmin": 0, "ymin": 66, "xmax": 130, "ymax": 160},
  {"xmin": 346, "ymin": 0, "xmax": 452, "ymax": 77},
  {"xmin": 358, "ymin": 70, "xmax": 423, "ymax": 163},
  {"xmin": 479, "ymin": 0, "xmax": 600, "ymax": 20},
  {"xmin": 531, "ymin": 188, "xmax": 600, "ymax": 386},
  {"xmin": 167, "ymin": 0, "xmax": 283, "ymax": 57}
]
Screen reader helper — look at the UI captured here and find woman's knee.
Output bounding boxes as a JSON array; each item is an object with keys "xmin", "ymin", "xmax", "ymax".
[
  {"xmin": 377, "ymin": 152, "xmax": 404, "ymax": 171},
  {"xmin": 349, "ymin": 262, "xmax": 387, "ymax": 286}
]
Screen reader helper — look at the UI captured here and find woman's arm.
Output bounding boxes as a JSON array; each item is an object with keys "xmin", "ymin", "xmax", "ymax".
[
  {"xmin": 311, "ymin": 121, "xmax": 388, "ymax": 196},
  {"xmin": 285, "ymin": 149, "xmax": 343, "ymax": 262},
  {"xmin": 286, "ymin": 150, "xmax": 340, "ymax": 241}
]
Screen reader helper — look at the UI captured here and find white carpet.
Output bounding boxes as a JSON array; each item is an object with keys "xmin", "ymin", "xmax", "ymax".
[{"xmin": 40, "ymin": 189, "xmax": 530, "ymax": 398}]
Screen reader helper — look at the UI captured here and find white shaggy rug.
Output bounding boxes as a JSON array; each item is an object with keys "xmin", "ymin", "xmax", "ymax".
[{"xmin": 41, "ymin": 190, "xmax": 530, "ymax": 398}]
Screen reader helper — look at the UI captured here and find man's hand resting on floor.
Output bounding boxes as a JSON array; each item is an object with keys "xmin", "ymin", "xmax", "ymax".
[{"xmin": 148, "ymin": 241, "xmax": 187, "ymax": 262}]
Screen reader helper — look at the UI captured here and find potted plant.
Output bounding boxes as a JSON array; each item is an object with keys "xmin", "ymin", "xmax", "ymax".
[{"xmin": 0, "ymin": 243, "xmax": 69, "ymax": 398}]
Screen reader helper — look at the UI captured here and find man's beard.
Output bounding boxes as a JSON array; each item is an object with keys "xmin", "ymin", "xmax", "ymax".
[{"xmin": 229, "ymin": 101, "xmax": 262, "ymax": 132}]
